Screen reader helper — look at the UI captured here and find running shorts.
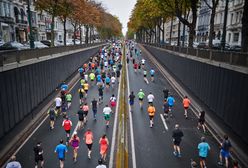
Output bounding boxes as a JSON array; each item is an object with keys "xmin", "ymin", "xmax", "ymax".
[
  {"xmin": 173, "ymin": 139, "xmax": 181, "ymax": 146},
  {"xmin": 86, "ymin": 143, "xmax": 93, "ymax": 150},
  {"xmin": 104, "ymin": 114, "xmax": 110, "ymax": 121},
  {"xmin": 65, "ymin": 130, "xmax": 70, "ymax": 134},
  {"xmin": 220, "ymin": 149, "xmax": 230, "ymax": 158},
  {"xmin": 129, "ymin": 100, "xmax": 134, "ymax": 105},
  {"xmin": 139, "ymin": 98, "xmax": 143, "ymax": 101}
]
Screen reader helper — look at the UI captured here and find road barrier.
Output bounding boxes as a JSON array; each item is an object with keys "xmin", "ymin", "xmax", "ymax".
[{"xmin": 144, "ymin": 43, "xmax": 248, "ymax": 67}]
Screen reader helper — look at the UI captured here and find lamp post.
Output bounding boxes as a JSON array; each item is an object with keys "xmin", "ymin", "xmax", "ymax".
[
  {"xmin": 220, "ymin": 0, "xmax": 229, "ymax": 50},
  {"xmin": 27, "ymin": 0, "xmax": 34, "ymax": 49}
]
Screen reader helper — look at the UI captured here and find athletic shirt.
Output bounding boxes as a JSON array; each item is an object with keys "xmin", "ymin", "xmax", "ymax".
[
  {"xmin": 147, "ymin": 106, "xmax": 156, "ymax": 116},
  {"xmin": 143, "ymin": 71, "xmax": 147, "ymax": 75},
  {"xmin": 63, "ymin": 119, "xmax": 72, "ymax": 131},
  {"xmin": 82, "ymin": 105, "xmax": 89, "ymax": 112},
  {"xmin": 83, "ymin": 83, "xmax": 89, "ymax": 90},
  {"xmin": 85, "ymin": 132, "xmax": 93, "ymax": 144},
  {"xmin": 150, "ymin": 69, "xmax": 155, "ymax": 75},
  {"xmin": 100, "ymin": 138, "xmax": 108, "ymax": 145},
  {"xmin": 183, "ymin": 98, "xmax": 190, "ymax": 107},
  {"xmin": 71, "ymin": 137, "xmax": 79, "ymax": 148},
  {"xmin": 105, "ymin": 77, "xmax": 110, "ymax": 83},
  {"xmin": 34, "ymin": 145, "xmax": 43, "ymax": 158},
  {"xmin": 92, "ymin": 100, "xmax": 97, "ymax": 109},
  {"xmin": 66, "ymin": 94, "xmax": 72, "ymax": 102}
]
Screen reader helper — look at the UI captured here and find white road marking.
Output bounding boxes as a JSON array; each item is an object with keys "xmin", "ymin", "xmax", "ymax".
[
  {"xmin": 160, "ymin": 114, "xmax": 169, "ymax": 131},
  {"xmin": 109, "ymin": 49, "xmax": 123, "ymax": 168},
  {"xmin": 126, "ymin": 48, "xmax": 137, "ymax": 168}
]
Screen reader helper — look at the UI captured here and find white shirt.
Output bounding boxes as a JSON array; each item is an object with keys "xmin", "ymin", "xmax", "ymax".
[
  {"xmin": 110, "ymin": 97, "xmax": 116, "ymax": 102},
  {"xmin": 84, "ymin": 74, "xmax": 88, "ymax": 81},
  {"xmin": 141, "ymin": 59, "xmax": 145, "ymax": 64},
  {"xmin": 103, "ymin": 107, "xmax": 112, "ymax": 115},
  {"xmin": 147, "ymin": 94, "xmax": 155, "ymax": 103},
  {"xmin": 104, "ymin": 61, "xmax": 108, "ymax": 67},
  {"xmin": 111, "ymin": 77, "xmax": 116, "ymax": 83},
  {"xmin": 55, "ymin": 97, "xmax": 62, "ymax": 107}
]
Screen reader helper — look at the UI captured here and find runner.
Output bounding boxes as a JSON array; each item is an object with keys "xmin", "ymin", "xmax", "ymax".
[
  {"xmin": 147, "ymin": 92, "xmax": 155, "ymax": 105},
  {"xmin": 89, "ymin": 72, "xmax": 95, "ymax": 82},
  {"xmin": 147, "ymin": 104, "xmax": 156, "ymax": 128},
  {"xmin": 163, "ymin": 99, "xmax": 170, "ymax": 120},
  {"xmin": 78, "ymin": 86, "xmax": 85, "ymax": 105},
  {"xmin": 62, "ymin": 116, "xmax": 72, "ymax": 145},
  {"xmin": 116, "ymin": 68, "xmax": 121, "ymax": 82},
  {"xmin": 33, "ymin": 142, "xmax": 44, "ymax": 168},
  {"xmin": 105, "ymin": 76, "xmax": 111, "ymax": 89},
  {"xmin": 111, "ymin": 75, "xmax": 116, "ymax": 88},
  {"xmin": 183, "ymin": 96, "xmax": 191, "ymax": 119},
  {"xmin": 129, "ymin": 91, "xmax": 135, "ymax": 112},
  {"xmin": 138, "ymin": 62, "xmax": 141, "ymax": 72},
  {"xmin": 98, "ymin": 84, "xmax": 104, "ymax": 104},
  {"xmin": 198, "ymin": 137, "xmax": 210, "ymax": 168},
  {"xmin": 197, "ymin": 111, "xmax": 206, "ymax": 133},
  {"xmin": 47, "ymin": 108, "xmax": 56, "ymax": 130},
  {"xmin": 143, "ymin": 69, "xmax": 149, "ymax": 84},
  {"xmin": 150, "ymin": 68, "xmax": 155, "ymax": 82},
  {"xmin": 84, "ymin": 73, "xmax": 89, "ymax": 82},
  {"xmin": 54, "ymin": 139, "xmax": 68, "ymax": 168},
  {"xmin": 77, "ymin": 107, "xmax": 84, "ymax": 130},
  {"xmin": 103, "ymin": 105, "xmax": 112, "ymax": 127},
  {"xmin": 84, "ymin": 129, "xmax": 94, "ymax": 159},
  {"xmin": 141, "ymin": 58, "xmax": 145, "ymax": 69},
  {"xmin": 69, "ymin": 132, "xmax": 80, "ymax": 162},
  {"xmin": 83, "ymin": 81, "xmax": 89, "ymax": 98},
  {"xmin": 78, "ymin": 67, "xmax": 84, "ymax": 78},
  {"xmin": 167, "ymin": 95, "xmax": 175, "ymax": 116},
  {"xmin": 99, "ymin": 134, "xmax": 109, "ymax": 162},
  {"xmin": 91, "ymin": 98, "xmax": 98, "ymax": 120},
  {"xmin": 82, "ymin": 103, "xmax": 89, "ymax": 123},
  {"xmin": 218, "ymin": 135, "xmax": 232, "ymax": 168},
  {"xmin": 133, "ymin": 62, "xmax": 138, "ymax": 72},
  {"xmin": 55, "ymin": 96, "xmax": 62, "ymax": 116},
  {"xmin": 137, "ymin": 89, "xmax": 145, "ymax": 109},
  {"xmin": 65, "ymin": 93, "xmax": 72, "ymax": 109},
  {"xmin": 109, "ymin": 94, "xmax": 117, "ymax": 111},
  {"xmin": 172, "ymin": 124, "xmax": 184, "ymax": 157},
  {"xmin": 6, "ymin": 156, "xmax": 22, "ymax": 168},
  {"xmin": 163, "ymin": 88, "xmax": 169, "ymax": 100}
]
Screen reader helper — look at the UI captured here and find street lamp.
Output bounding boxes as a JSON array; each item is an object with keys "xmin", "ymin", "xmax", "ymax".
[{"xmin": 27, "ymin": 0, "xmax": 34, "ymax": 49}]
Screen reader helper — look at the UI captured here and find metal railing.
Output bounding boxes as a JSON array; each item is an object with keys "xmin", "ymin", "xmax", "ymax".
[
  {"xmin": 144, "ymin": 43, "xmax": 248, "ymax": 67},
  {"xmin": 0, "ymin": 43, "xmax": 104, "ymax": 66}
]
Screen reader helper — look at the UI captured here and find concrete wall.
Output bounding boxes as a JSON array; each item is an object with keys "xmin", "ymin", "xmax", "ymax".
[
  {"xmin": 0, "ymin": 47, "xmax": 99, "ymax": 139},
  {"xmin": 144, "ymin": 45, "xmax": 248, "ymax": 145}
]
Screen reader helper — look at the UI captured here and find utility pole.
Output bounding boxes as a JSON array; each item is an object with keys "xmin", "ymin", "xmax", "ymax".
[
  {"xmin": 27, "ymin": 0, "xmax": 34, "ymax": 49},
  {"xmin": 221, "ymin": 0, "xmax": 229, "ymax": 50}
]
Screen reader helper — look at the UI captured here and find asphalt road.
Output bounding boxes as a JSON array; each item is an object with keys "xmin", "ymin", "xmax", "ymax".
[
  {"xmin": 16, "ymin": 74, "xmax": 119, "ymax": 167},
  {"xmin": 126, "ymin": 44, "xmax": 221, "ymax": 168},
  {"xmin": 13, "ymin": 44, "xmax": 224, "ymax": 168}
]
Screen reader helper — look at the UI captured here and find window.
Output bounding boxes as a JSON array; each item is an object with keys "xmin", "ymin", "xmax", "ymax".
[
  {"xmin": 233, "ymin": 33, "xmax": 239, "ymax": 42},
  {"xmin": 236, "ymin": 12, "xmax": 239, "ymax": 23},
  {"xmin": 230, "ymin": 13, "xmax": 233, "ymax": 24},
  {"xmin": 228, "ymin": 33, "xmax": 231, "ymax": 42},
  {"xmin": 220, "ymin": 13, "xmax": 223, "ymax": 24}
]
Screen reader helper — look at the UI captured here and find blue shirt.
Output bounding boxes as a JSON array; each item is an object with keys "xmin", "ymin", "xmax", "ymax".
[
  {"xmin": 97, "ymin": 75, "xmax": 102, "ymax": 82},
  {"xmin": 198, "ymin": 142, "xmax": 210, "ymax": 158},
  {"xmin": 61, "ymin": 84, "xmax": 68, "ymax": 91},
  {"xmin": 167, "ymin": 96, "xmax": 175, "ymax": 106},
  {"xmin": 78, "ymin": 68, "xmax": 83, "ymax": 73},
  {"xmin": 105, "ymin": 77, "xmax": 110, "ymax": 83},
  {"xmin": 150, "ymin": 69, "xmax": 155, "ymax": 75},
  {"xmin": 55, "ymin": 144, "xmax": 68, "ymax": 159}
]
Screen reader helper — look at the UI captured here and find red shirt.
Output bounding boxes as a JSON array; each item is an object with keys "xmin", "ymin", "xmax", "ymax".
[{"xmin": 63, "ymin": 119, "xmax": 72, "ymax": 131}]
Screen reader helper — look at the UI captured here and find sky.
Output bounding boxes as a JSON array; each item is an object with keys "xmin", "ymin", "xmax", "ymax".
[{"xmin": 97, "ymin": 0, "xmax": 137, "ymax": 35}]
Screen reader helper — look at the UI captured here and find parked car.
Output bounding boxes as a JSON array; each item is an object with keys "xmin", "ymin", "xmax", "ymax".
[
  {"xmin": 197, "ymin": 42, "xmax": 208, "ymax": 49},
  {"xmin": 40, "ymin": 40, "xmax": 65, "ymax": 47},
  {"xmin": 34, "ymin": 41, "xmax": 49, "ymax": 48},
  {"xmin": 229, "ymin": 45, "xmax": 241, "ymax": 52},
  {"xmin": 212, "ymin": 43, "xmax": 230, "ymax": 50},
  {"xmin": 0, "ymin": 41, "xmax": 29, "ymax": 50},
  {"xmin": 193, "ymin": 42, "xmax": 199, "ymax": 48}
]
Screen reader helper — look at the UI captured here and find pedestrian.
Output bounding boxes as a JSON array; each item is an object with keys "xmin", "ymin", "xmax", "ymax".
[
  {"xmin": 198, "ymin": 137, "xmax": 210, "ymax": 168},
  {"xmin": 163, "ymin": 88, "xmax": 169, "ymax": 100},
  {"xmin": 65, "ymin": 93, "xmax": 72, "ymax": 109},
  {"xmin": 197, "ymin": 111, "xmax": 206, "ymax": 133},
  {"xmin": 129, "ymin": 91, "xmax": 135, "ymax": 112},
  {"xmin": 84, "ymin": 129, "xmax": 94, "ymax": 159},
  {"xmin": 91, "ymin": 98, "xmax": 98, "ymax": 120},
  {"xmin": 103, "ymin": 105, "xmax": 112, "ymax": 127},
  {"xmin": 47, "ymin": 108, "xmax": 55, "ymax": 130},
  {"xmin": 62, "ymin": 116, "xmax": 72, "ymax": 145},
  {"xmin": 99, "ymin": 134, "xmax": 109, "ymax": 162},
  {"xmin": 96, "ymin": 159, "xmax": 107, "ymax": 168},
  {"xmin": 6, "ymin": 156, "xmax": 22, "ymax": 168},
  {"xmin": 33, "ymin": 142, "xmax": 44, "ymax": 168},
  {"xmin": 147, "ymin": 104, "xmax": 156, "ymax": 128},
  {"xmin": 69, "ymin": 132, "xmax": 80, "ymax": 162},
  {"xmin": 54, "ymin": 139, "xmax": 68, "ymax": 168},
  {"xmin": 163, "ymin": 99, "xmax": 169, "ymax": 120},
  {"xmin": 147, "ymin": 92, "xmax": 155, "ymax": 105},
  {"xmin": 183, "ymin": 96, "xmax": 191, "ymax": 119},
  {"xmin": 77, "ymin": 106, "xmax": 84, "ymax": 130},
  {"xmin": 218, "ymin": 135, "xmax": 232, "ymax": 168},
  {"xmin": 172, "ymin": 124, "xmax": 184, "ymax": 157},
  {"xmin": 167, "ymin": 95, "xmax": 175, "ymax": 116}
]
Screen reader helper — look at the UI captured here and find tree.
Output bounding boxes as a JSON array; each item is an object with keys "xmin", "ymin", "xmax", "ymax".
[
  {"xmin": 35, "ymin": 0, "xmax": 61, "ymax": 46},
  {"xmin": 203, "ymin": 0, "xmax": 219, "ymax": 48},
  {"xmin": 241, "ymin": 0, "xmax": 248, "ymax": 52}
]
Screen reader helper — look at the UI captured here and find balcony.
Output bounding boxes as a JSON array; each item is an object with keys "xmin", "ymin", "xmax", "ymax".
[
  {"xmin": 16, "ymin": 19, "xmax": 28, "ymax": 24},
  {"xmin": 227, "ymin": 23, "xmax": 242, "ymax": 31},
  {"xmin": 0, "ymin": 16, "xmax": 15, "ymax": 24}
]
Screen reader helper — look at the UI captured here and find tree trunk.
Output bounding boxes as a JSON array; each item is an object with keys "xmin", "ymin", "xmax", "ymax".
[
  {"xmin": 162, "ymin": 21, "xmax": 165, "ymax": 44},
  {"xmin": 241, "ymin": 0, "xmax": 248, "ymax": 52},
  {"xmin": 177, "ymin": 21, "xmax": 181, "ymax": 46},
  {"xmin": 209, "ymin": 3, "xmax": 217, "ymax": 48},
  {"xmin": 221, "ymin": 0, "xmax": 229, "ymax": 50},
  {"xmin": 79, "ymin": 25, "xmax": 82, "ymax": 44},
  {"xmin": 188, "ymin": 25, "xmax": 195, "ymax": 48},
  {"xmin": 63, "ymin": 18, "xmax": 66, "ymax": 46},
  {"xmin": 73, "ymin": 25, "xmax": 76, "ymax": 45},
  {"xmin": 51, "ymin": 15, "xmax": 55, "ymax": 47},
  {"xmin": 85, "ymin": 25, "xmax": 89, "ymax": 44}
]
